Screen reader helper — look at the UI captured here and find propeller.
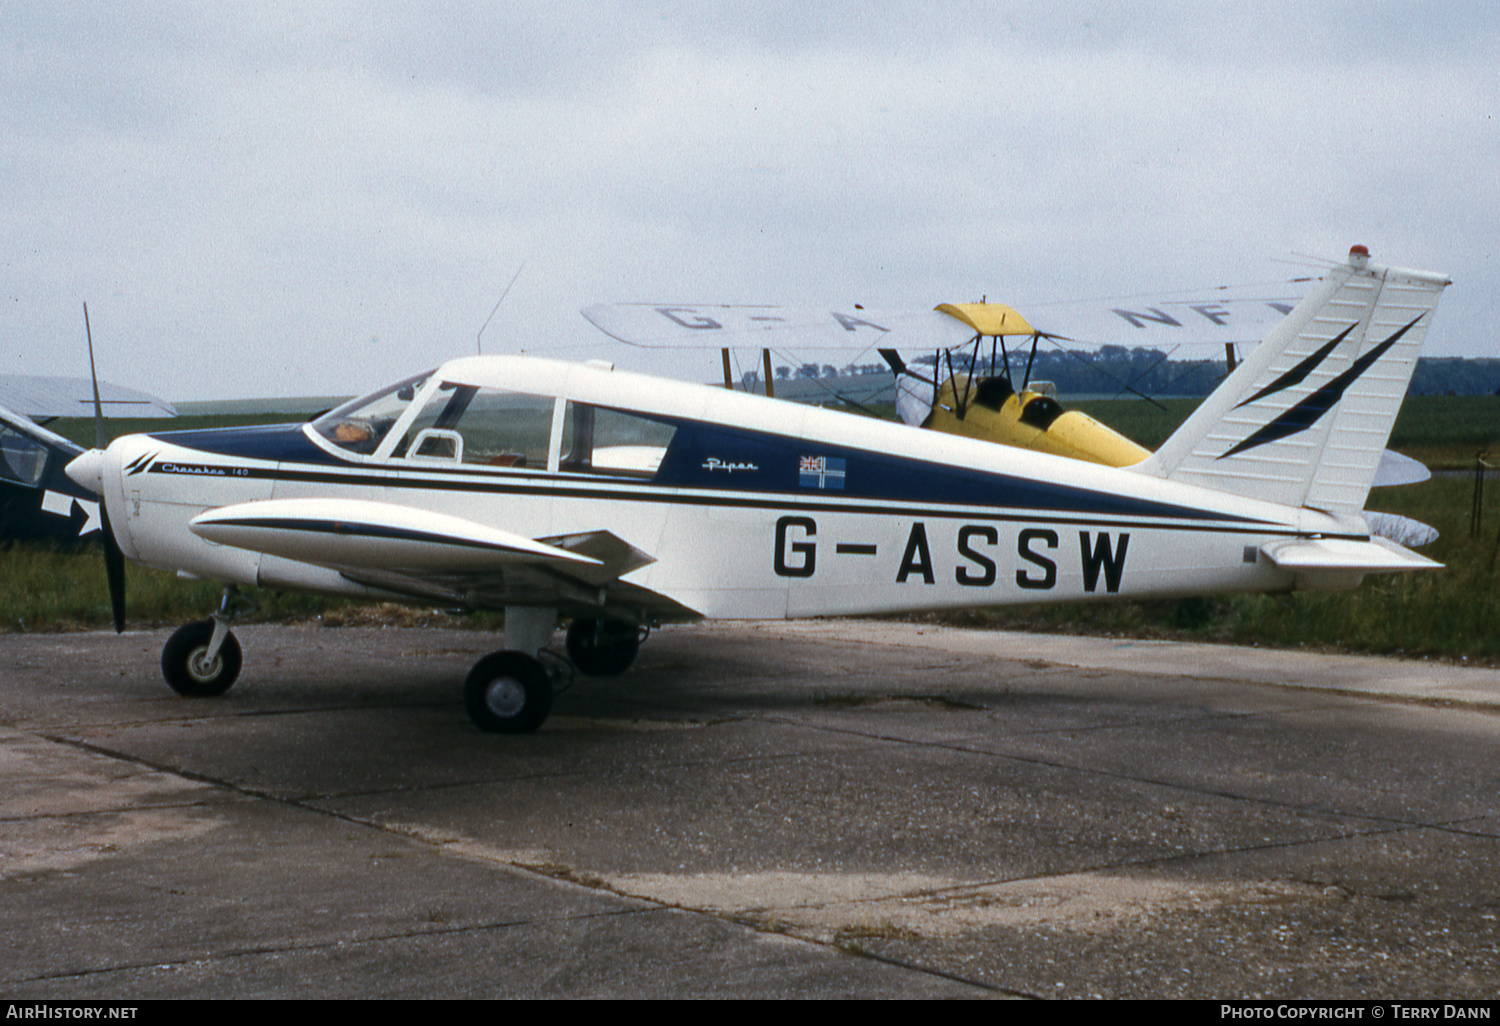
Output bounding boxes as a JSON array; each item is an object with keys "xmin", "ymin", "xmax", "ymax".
[{"xmin": 84, "ymin": 303, "xmax": 127, "ymax": 633}]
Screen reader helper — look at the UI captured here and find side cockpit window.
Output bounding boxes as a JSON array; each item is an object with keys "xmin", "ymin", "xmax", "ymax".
[
  {"xmin": 312, "ymin": 370, "xmax": 432, "ymax": 455},
  {"xmin": 394, "ymin": 384, "xmax": 556, "ymax": 469}
]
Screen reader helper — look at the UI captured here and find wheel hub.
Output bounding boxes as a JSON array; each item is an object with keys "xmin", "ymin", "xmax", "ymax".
[
  {"xmin": 484, "ymin": 677, "xmax": 526, "ymax": 717},
  {"xmin": 187, "ymin": 648, "xmax": 222, "ymax": 683}
]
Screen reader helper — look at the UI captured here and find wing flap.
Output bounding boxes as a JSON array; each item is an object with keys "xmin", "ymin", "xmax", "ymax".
[{"xmin": 539, "ymin": 529, "xmax": 657, "ymax": 586}]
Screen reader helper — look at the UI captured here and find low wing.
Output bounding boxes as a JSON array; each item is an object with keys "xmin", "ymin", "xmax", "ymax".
[
  {"xmin": 189, "ymin": 498, "xmax": 696, "ymax": 622},
  {"xmin": 0, "ymin": 375, "xmax": 177, "ymax": 419}
]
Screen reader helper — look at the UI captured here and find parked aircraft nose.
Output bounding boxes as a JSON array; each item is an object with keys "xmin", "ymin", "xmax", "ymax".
[{"xmin": 65, "ymin": 448, "xmax": 105, "ymax": 495}]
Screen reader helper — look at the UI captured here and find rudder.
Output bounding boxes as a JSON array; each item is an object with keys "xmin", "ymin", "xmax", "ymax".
[{"xmin": 1134, "ymin": 246, "xmax": 1450, "ymax": 515}]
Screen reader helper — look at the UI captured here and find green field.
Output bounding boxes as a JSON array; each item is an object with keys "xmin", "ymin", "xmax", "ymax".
[{"xmin": 8, "ymin": 396, "xmax": 1500, "ymax": 661}]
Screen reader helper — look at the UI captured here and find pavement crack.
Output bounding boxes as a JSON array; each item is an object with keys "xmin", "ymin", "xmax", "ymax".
[
  {"xmin": 767, "ymin": 717, "xmax": 1496, "ymax": 844},
  {"xmin": 13, "ymin": 906, "xmax": 658, "ymax": 986},
  {"xmin": 24, "ymin": 730, "xmax": 999, "ymax": 995}
]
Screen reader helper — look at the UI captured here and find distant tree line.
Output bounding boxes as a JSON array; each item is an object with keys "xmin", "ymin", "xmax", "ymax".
[
  {"xmin": 745, "ymin": 349, "xmax": 1500, "ymax": 398},
  {"xmin": 911, "ymin": 348, "xmax": 1500, "ymax": 398}
]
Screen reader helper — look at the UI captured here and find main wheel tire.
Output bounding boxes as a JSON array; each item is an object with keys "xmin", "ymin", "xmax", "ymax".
[
  {"xmin": 565, "ymin": 618, "xmax": 641, "ymax": 677},
  {"xmin": 464, "ymin": 651, "xmax": 553, "ymax": 734},
  {"xmin": 162, "ymin": 619, "xmax": 242, "ymax": 697}
]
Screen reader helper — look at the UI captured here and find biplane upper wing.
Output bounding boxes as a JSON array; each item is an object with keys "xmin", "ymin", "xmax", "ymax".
[
  {"xmin": 1014, "ymin": 281, "xmax": 1307, "ymax": 347},
  {"xmin": 582, "ymin": 279, "xmax": 1309, "ymax": 353},
  {"xmin": 189, "ymin": 498, "xmax": 697, "ymax": 621},
  {"xmin": 581, "ymin": 304, "xmax": 979, "ymax": 351}
]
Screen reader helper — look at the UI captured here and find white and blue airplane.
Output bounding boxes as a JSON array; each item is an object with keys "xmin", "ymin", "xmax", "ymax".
[{"xmin": 65, "ymin": 245, "xmax": 1449, "ymax": 733}]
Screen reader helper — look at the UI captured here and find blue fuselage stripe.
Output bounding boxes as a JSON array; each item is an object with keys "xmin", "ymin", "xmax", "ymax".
[{"xmin": 149, "ymin": 418, "xmax": 1274, "ymax": 531}]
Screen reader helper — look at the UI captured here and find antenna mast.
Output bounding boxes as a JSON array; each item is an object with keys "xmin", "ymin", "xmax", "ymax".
[{"xmin": 477, "ymin": 262, "xmax": 526, "ymax": 355}]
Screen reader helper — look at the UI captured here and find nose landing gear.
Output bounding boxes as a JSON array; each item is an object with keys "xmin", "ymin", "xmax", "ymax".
[{"xmin": 161, "ymin": 587, "xmax": 252, "ymax": 697}]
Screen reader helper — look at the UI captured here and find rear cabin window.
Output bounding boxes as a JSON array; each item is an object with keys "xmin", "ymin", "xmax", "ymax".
[{"xmin": 559, "ymin": 402, "xmax": 677, "ymax": 479}]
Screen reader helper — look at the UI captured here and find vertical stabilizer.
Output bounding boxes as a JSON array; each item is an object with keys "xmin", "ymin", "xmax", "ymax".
[{"xmin": 1135, "ymin": 247, "xmax": 1450, "ymax": 514}]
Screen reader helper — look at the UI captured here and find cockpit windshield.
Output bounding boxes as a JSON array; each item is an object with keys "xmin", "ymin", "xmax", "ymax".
[{"xmin": 310, "ymin": 369, "xmax": 434, "ymax": 455}]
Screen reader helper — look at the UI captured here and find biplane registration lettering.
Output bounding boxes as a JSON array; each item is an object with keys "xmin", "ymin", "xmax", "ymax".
[{"xmin": 774, "ymin": 517, "xmax": 1129, "ymax": 592}]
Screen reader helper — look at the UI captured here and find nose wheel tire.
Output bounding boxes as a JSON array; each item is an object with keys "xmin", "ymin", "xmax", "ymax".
[
  {"xmin": 464, "ymin": 651, "xmax": 553, "ymax": 734},
  {"xmin": 162, "ymin": 619, "xmax": 242, "ymax": 697},
  {"xmin": 565, "ymin": 618, "xmax": 641, "ymax": 677}
]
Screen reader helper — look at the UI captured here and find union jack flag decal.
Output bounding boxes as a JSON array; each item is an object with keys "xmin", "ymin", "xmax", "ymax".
[{"xmin": 799, "ymin": 455, "xmax": 846, "ymax": 490}]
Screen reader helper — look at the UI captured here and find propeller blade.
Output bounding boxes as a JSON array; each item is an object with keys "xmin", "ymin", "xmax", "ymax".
[
  {"xmin": 84, "ymin": 302, "xmax": 126, "ymax": 633},
  {"xmin": 84, "ymin": 303, "xmax": 106, "ymax": 449},
  {"xmin": 101, "ymin": 503, "xmax": 127, "ymax": 634}
]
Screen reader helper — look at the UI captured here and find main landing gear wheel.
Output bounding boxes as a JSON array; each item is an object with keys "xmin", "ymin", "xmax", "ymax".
[
  {"xmin": 565, "ymin": 618, "xmax": 641, "ymax": 677},
  {"xmin": 161, "ymin": 619, "xmax": 242, "ymax": 697},
  {"xmin": 464, "ymin": 651, "xmax": 553, "ymax": 734}
]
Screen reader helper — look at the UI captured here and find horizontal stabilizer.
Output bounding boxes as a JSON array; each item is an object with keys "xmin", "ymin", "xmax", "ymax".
[
  {"xmin": 191, "ymin": 499, "xmax": 603, "ymax": 574},
  {"xmin": 1372, "ymin": 449, "xmax": 1430, "ymax": 488},
  {"xmin": 1260, "ymin": 536, "xmax": 1440, "ymax": 574},
  {"xmin": 1363, "ymin": 511, "xmax": 1439, "ymax": 548}
]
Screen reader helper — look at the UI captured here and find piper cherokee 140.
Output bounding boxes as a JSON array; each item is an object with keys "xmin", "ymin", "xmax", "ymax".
[{"xmin": 65, "ymin": 246, "xmax": 1449, "ymax": 733}]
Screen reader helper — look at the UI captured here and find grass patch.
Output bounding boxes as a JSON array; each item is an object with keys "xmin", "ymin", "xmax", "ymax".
[
  {"xmin": 0, "ymin": 547, "xmax": 504, "ymax": 633},
  {"xmin": 0, "ymin": 545, "xmax": 349, "ymax": 632}
]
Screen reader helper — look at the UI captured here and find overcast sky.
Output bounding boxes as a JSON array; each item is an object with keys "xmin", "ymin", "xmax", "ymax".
[{"xmin": 3, "ymin": 2, "xmax": 1496, "ymax": 400}]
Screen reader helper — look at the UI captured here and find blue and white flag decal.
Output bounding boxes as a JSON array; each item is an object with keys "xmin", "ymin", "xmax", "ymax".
[{"xmin": 799, "ymin": 455, "xmax": 846, "ymax": 490}]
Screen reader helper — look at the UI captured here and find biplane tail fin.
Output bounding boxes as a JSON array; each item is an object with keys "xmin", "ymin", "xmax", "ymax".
[{"xmin": 1135, "ymin": 247, "xmax": 1450, "ymax": 515}]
